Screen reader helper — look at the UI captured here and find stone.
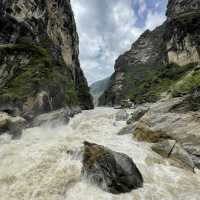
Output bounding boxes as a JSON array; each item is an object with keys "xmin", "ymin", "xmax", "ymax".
[
  {"xmin": 32, "ymin": 109, "xmax": 68, "ymax": 127},
  {"xmin": 152, "ymin": 140, "xmax": 195, "ymax": 171},
  {"xmin": 32, "ymin": 107, "xmax": 81, "ymax": 127},
  {"xmin": 127, "ymin": 107, "xmax": 149, "ymax": 124},
  {"xmin": 118, "ymin": 123, "xmax": 136, "ymax": 135},
  {"xmin": 151, "ymin": 140, "xmax": 176, "ymax": 157},
  {"xmin": 170, "ymin": 143, "xmax": 195, "ymax": 171},
  {"xmin": 82, "ymin": 141, "xmax": 143, "ymax": 194},
  {"xmin": 115, "ymin": 110, "xmax": 129, "ymax": 121},
  {"xmin": 134, "ymin": 121, "xmax": 171, "ymax": 143},
  {"xmin": 0, "ymin": 112, "xmax": 26, "ymax": 138},
  {"xmin": 0, "ymin": 112, "xmax": 9, "ymax": 133},
  {"xmin": 133, "ymin": 97, "xmax": 200, "ymax": 168},
  {"xmin": 8, "ymin": 116, "xmax": 27, "ymax": 138}
]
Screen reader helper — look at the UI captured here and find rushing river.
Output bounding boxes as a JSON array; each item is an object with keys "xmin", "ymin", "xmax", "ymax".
[{"xmin": 0, "ymin": 108, "xmax": 200, "ymax": 200}]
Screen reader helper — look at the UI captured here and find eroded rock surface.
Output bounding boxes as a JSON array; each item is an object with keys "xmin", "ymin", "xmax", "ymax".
[
  {"xmin": 133, "ymin": 97, "xmax": 200, "ymax": 169},
  {"xmin": 99, "ymin": 0, "xmax": 200, "ymax": 106},
  {"xmin": 82, "ymin": 141, "xmax": 143, "ymax": 194},
  {"xmin": 0, "ymin": 0, "xmax": 93, "ymax": 120}
]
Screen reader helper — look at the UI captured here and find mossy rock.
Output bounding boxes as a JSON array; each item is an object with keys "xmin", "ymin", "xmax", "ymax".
[{"xmin": 134, "ymin": 123, "xmax": 171, "ymax": 143}]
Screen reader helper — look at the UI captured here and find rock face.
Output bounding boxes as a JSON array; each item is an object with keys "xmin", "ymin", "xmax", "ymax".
[
  {"xmin": 0, "ymin": 0, "xmax": 93, "ymax": 118},
  {"xmin": 32, "ymin": 107, "xmax": 81, "ymax": 127},
  {"xmin": 0, "ymin": 112, "xmax": 27, "ymax": 138},
  {"xmin": 151, "ymin": 140, "xmax": 195, "ymax": 171},
  {"xmin": 99, "ymin": 25, "xmax": 167, "ymax": 105},
  {"xmin": 166, "ymin": 0, "xmax": 200, "ymax": 19},
  {"xmin": 82, "ymin": 141, "xmax": 143, "ymax": 194},
  {"xmin": 99, "ymin": 0, "xmax": 200, "ymax": 106},
  {"xmin": 133, "ymin": 97, "xmax": 200, "ymax": 169}
]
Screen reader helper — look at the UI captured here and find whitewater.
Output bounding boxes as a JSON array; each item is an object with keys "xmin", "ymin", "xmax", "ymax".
[{"xmin": 0, "ymin": 107, "xmax": 200, "ymax": 200}]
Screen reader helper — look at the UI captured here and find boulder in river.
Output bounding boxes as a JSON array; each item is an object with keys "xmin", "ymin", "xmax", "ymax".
[
  {"xmin": 118, "ymin": 123, "xmax": 136, "ymax": 135},
  {"xmin": 82, "ymin": 141, "xmax": 143, "ymax": 194},
  {"xmin": 0, "ymin": 112, "xmax": 27, "ymax": 138},
  {"xmin": 32, "ymin": 107, "xmax": 81, "ymax": 127}
]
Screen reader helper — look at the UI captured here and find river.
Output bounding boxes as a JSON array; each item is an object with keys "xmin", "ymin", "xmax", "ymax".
[{"xmin": 0, "ymin": 107, "xmax": 200, "ymax": 200}]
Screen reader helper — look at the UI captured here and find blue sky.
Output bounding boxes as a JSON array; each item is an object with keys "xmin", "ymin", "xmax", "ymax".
[{"xmin": 71, "ymin": 0, "xmax": 167, "ymax": 84}]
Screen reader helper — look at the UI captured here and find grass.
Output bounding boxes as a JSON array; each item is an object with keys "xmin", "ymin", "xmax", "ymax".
[
  {"xmin": 0, "ymin": 40, "xmax": 79, "ymax": 106},
  {"xmin": 172, "ymin": 66, "xmax": 200, "ymax": 96},
  {"xmin": 123, "ymin": 63, "xmax": 197, "ymax": 103}
]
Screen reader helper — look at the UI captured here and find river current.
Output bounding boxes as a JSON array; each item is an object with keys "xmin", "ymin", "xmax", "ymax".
[{"xmin": 0, "ymin": 108, "xmax": 200, "ymax": 200}]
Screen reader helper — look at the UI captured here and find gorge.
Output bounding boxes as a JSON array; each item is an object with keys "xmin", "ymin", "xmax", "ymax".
[{"xmin": 0, "ymin": 0, "xmax": 200, "ymax": 199}]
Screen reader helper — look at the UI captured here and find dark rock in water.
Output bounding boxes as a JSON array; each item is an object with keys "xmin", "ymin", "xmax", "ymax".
[{"xmin": 82, "ymin": 141, "xmax": 143, "ymax": 194}]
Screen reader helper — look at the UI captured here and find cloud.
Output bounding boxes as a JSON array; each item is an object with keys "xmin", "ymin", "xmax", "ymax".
[
  {"xmin": 145, "ymin": 10, "xmax": 166, "ymax": 30},
  {"xmin": 71, "ymin": 0, "xmax": 167, "ymax": 84}
]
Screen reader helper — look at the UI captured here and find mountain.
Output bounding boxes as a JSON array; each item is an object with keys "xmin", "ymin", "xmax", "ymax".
[
  {"xmin": 99, "ymin": 0, "xmax": 200, "ymax": 106},
  {"xmin": 90, "ymin": 77, "xmax": 110, "ymax": 106},
  {"xmin": 0, "ymin": 0, "xmax": 93, "ymax": 119}
]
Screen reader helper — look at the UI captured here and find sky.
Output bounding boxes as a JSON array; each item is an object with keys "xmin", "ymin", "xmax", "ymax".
[{"xmin": 71, "ymin": 0, "xmax": 167, "ymax": 84}]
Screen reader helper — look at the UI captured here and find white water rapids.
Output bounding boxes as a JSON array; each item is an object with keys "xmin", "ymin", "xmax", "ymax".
[{"xmin": 0, "ymin": 108, "xmax": 200, "ymax": 200}]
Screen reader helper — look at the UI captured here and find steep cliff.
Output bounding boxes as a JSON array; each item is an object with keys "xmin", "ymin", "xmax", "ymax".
[
  {"xmin": 0, "ymin": 0, "xmax": 93, "ymax": 118},
  {"xmin": 99, "ymin": 0, "xmax": 200, "ymax": 106}
]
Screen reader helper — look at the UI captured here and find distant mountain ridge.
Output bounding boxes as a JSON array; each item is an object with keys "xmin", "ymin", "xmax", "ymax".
[{"xmin": 90, "ymin": 77, "xmax": 110, "ymax": 106}]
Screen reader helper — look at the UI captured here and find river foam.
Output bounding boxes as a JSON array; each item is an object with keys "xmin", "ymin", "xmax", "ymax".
[{"xmin": 0, "ymin": 108, "xmax": 199, "ymax": 200}]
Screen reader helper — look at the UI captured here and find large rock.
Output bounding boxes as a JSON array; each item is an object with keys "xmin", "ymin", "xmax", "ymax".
[
  {"xmin": 134, "ymin": 121, "xmax": 171, "ymax": 143},
  {"xmin": 82, "ymin": 141, "xmax": 143, "ymax": 194},
  {"xmin": 0, "ymin": 112, "xmax": 9, "ymax": 133},
  {"xmin": 133, "ymin": 97, "xmax": 200, "ymax": 168},
  {"xmin": 152, "ymin": 140, "xmax": 195, "ymax": 171},
  {"xmin": 127, "ymin": 106, "xmax": 149, "ymax": 124},
  {"xmin": 118, "ymin": 123, "xmax": 136, "ymax": 135},
  {"xmin": 32, "ymin": 107, "xmax": 81, "ymax": 127}
]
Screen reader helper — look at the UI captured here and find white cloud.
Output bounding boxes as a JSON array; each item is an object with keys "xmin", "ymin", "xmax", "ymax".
[
  {"xmin": 138, "ymin": 0, "xmax": 147, "ymax": 15},
  {"xmin": 145, "ymin": 10, "xmax": 166, "ymax": 30},
  {"xmin": 71, "ymin": 0, "xmax": 166, "ymax": 84}
]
